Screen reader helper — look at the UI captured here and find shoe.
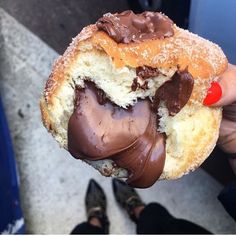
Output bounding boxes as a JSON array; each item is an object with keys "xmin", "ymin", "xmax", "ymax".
[
  {"xmin": 112, "ymin": 178, "xmax": 145, "ymax": 222},
  {"xmin": 85, "ymin": 179, "xmax": 109, "ymax": 233}
]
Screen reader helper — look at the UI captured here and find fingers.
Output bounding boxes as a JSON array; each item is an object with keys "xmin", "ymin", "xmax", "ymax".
[
  {"xmin": 215, "ymin": 64, "xmax": 236, "ymax": 106},
  {"xmin": 203, "ymin": 82, "xmax": 222, "ymax": 106},
  {"xmin": 204, "ymin": 64, "xmax": 236, "ymax": 107},
  {"xmin": 204, "ymin": 64, "xmax": 236, "ymax": 155},
  {"xmin": 229, "ymin": 159, "xmax": 236, "ymax": 176}
]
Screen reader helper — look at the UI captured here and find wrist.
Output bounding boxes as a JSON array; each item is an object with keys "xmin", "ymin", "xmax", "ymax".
[
  {"xmin": 218, "ymin": 118, "xmax": 236, "ymax": 153},
  {"xmin": 225, "ymin": 153, "xmax": 236, "ymax": 159},
  {"xmin": 229, "ymin": 159, "xmax": 236, "ymax": 176}
]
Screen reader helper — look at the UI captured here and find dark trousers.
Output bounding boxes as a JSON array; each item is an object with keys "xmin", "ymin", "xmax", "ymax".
[{"xmin": 71, "ymin": 203, "xmax": 211, "ymax": 234}]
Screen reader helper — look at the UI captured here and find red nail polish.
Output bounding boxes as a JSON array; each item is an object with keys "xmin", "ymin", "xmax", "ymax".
[{"xmin": 203, "ymin": 82, "xmax": 222, "ymax": 106}]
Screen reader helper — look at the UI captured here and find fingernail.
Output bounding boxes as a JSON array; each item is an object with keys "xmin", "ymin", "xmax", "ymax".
[{"xmin": 203, "ymin": 82, "xmax": 222, "ymax": 106}]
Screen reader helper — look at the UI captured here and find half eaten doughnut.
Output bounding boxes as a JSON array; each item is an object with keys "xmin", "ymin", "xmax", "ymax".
[{"xmin": 40, "ymin": 11, "xmax": 227, "ymax": 188}]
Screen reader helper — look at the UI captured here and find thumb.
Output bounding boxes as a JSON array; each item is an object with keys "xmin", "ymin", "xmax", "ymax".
[{"xmin": 204, "ymin": 64, "xmax": 236, "ymax": 107}]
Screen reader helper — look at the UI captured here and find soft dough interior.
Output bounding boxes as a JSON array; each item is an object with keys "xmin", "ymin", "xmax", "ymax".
[
  {"xmin": 49, "ymin": 47, "xmax": 221, "ymax": 180},
  {"xmin": 71, "ymin": 49, "xmax": 176, "ymax": 108},
  {"xmin": 158, "ymin": 104, "xmax": 221, "ymax": 179}
]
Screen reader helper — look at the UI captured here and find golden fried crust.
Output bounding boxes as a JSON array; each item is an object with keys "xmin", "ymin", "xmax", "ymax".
[
  {"xmin": 42, "ymin": 24, "xmax": 227, "ymax": 108},
  {"xmin": 42, "ymin": 25, "xmax": 97, "ymax": 106},
  {"xmin": 91, "ymin": 26, "xmax": 227, "ymax": 78}
]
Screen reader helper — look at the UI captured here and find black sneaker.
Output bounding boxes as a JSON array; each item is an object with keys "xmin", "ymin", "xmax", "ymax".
[
  {"xmin": 112, "ymin": 179, "xmax": 145, "ymax": 222},
  {"xmin": 85, "ymin": 179, "xmax": 109, "ymax": 233}
]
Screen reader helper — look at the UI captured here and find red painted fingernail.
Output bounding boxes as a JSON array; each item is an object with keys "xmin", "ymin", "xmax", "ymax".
[{"xmin": 203, "ymin": 82, "xmax": 222, "ymax": 106}]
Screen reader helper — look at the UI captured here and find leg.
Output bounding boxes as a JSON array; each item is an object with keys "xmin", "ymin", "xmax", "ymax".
[
  {"xmin": 112, "ymin": 179, "xmax": 145, "ymax": 222},
  {"xmin": 137, "ymin": 203, "xmax": 211, "ymax": 234},
  {"xmin": 112, "ymin": 179, "xmax": 211, "ymax": 234},
  {"xmin": 71, "ymin": 221, "xmax": 105, "ymax": 234},
  {"xmin": 218, "ymin": 181, "xmax": 236, "ymax": 221},
  {"xmin": 71, "ymin": 179, "xmax": 110, "ymax": 234}
]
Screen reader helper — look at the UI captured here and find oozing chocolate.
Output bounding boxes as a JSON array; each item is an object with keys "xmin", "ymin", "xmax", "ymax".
[
  {"xmin": 131, "ymin": 78, "xmax": 149, "ymax": 91},
  {"xmin": 68, "ymin": 82, "xmax": 165, "ymax": 188},
  {"xmin": 96, "ymin": 10, "xmax": 174, "ymax": 44},
  {"xmin": 153, "ymin": 69, "xmax": 194, "ymax": 116},
  {"xmin": 131, "ymin": 77, "xmax": 139, "ymax": 91},
  {"xmin": 93, "ymin": 85, "xmax": 108, "ymax": 105},
  {"xmin": 68, "ymin": 69, "xmax": 194, "ymax": 188},
  {"xmin": 136, "ymin": 66, "xmax": 160, "ymax": 80}
]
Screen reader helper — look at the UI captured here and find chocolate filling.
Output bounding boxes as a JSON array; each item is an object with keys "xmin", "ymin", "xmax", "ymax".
[
  {"xmin": 96, "ymin": 10, "xmax": 174, "ymax": 44},
  {"xmin": 153, "ymin": 69, "xmax": 194, "ymax": 116},
  {"xmin": 131, "ymin": 78, "xmax": 149, "ymax": 91},
  {"xmin": 68, "ymin": 70, "xmax": 194, "ymax": 188},
  {"xmin": 136, "ymin": 66, "xmax": 160, "ymax": 80},
  {"xmin": 131, "ymin": 77, "xmax": 139, "ymax": 91}
]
